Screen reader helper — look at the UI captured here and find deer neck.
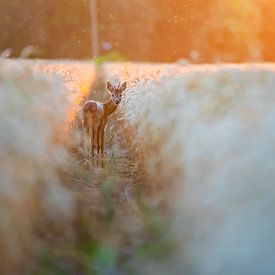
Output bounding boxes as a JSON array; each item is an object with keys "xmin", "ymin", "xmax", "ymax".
[{"xmin": 104, "ymin": 99, "xmax": 118, "ymax": 117}]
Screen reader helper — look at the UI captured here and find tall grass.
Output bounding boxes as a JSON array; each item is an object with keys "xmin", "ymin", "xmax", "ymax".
[
  {"xmin": 3, "ymin": 60, "xmax": 275, "ymax": 274},
  {"xmin": 115, "ymin": 64, "xmax": 275, "ymax": 274},
  {"xmin": 0, "ymin": 60, "xmax": 75, "ymax": 273}
]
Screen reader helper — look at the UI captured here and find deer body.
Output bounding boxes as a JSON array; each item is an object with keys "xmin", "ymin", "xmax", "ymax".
[{"xmin": 82, "ymin": 81, "xmax": 126, "ymax": 156}]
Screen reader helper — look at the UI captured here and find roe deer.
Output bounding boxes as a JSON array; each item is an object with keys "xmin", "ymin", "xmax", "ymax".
[{"xmin": 82, "ymin": 81, "xmax": 127, "ymax": 156}]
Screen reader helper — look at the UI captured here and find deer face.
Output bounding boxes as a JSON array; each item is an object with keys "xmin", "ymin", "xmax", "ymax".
[{"xmin": 107, "ymin": 81, "xmax": 127, "ymax": 105}]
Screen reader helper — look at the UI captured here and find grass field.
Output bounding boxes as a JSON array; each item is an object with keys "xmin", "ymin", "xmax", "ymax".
[{"xmin": 1, "ymin": 59, "xmax": 275, "ymax": 274}]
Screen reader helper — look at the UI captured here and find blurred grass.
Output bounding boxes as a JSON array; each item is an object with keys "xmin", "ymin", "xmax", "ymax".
[
  {"xmin": 30, "ymin": 66, "xmax": 176, "ymax": 274},
  {"xmin": 35, "ymin": 151, "xmax": 176, "ymax": 275},
  {"xmin": 94, "ymin": 51, "xmax": 127, "ymax": 66}
]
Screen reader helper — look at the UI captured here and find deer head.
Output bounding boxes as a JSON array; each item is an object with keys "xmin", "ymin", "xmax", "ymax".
[{"xmin": 107, "ymin": 81, "xmax": 127, "ymax": 105}]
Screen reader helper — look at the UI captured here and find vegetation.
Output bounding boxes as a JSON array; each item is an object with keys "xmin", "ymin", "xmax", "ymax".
[
  {"xmin": 94, "ymin": 51, "xmax": 127, "ymax": 66},
  {"xmin": 114, "ymin": 63, "xmax": 275, "ymax": 274},
  {"xmin": 1, "ymin": 0, "xmax": 275, "ymax": 274},
  {"xmin": 1, "ymin": 0, "xmax": 275, "ymax": 62},
  {"xmin": 0, "ymin": 60, "xmax": 176, "ymax": 274},
  {"xmin": 1, "ymin": 53, "xmax": 275, "ymax": 274},
  {"xmin": 0, "ymin": 60, "xmax": 72, "ymax": 273}
]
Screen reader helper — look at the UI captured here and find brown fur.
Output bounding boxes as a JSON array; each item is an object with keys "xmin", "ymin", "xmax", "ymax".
[{"xmin": 82, "ymin": 81, "xmax": 127, "ymax": 155}]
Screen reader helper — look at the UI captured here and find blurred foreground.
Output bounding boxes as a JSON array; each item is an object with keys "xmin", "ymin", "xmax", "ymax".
[{"xmin": 0, "ymin": 59, "xmax": 275, "ymax": 274}]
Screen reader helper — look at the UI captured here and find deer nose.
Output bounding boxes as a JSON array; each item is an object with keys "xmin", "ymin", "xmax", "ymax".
[{"xmin": 115, "ymin": 99, "xmax": 120, "ymax": 104}]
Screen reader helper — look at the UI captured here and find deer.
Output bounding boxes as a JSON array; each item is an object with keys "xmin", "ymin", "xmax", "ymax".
[{"xmin": 81, "ymin": 81, "xmax": 127, "ymax": 157}]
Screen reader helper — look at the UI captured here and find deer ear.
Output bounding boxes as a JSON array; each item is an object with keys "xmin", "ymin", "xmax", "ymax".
[
  {"xmin": 107, "ymin": 81, "xmax": 114, "ymax": 93},
  {"xmin": 120, "ymin": 82, "xmax": 127, "ymax": 92}
]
